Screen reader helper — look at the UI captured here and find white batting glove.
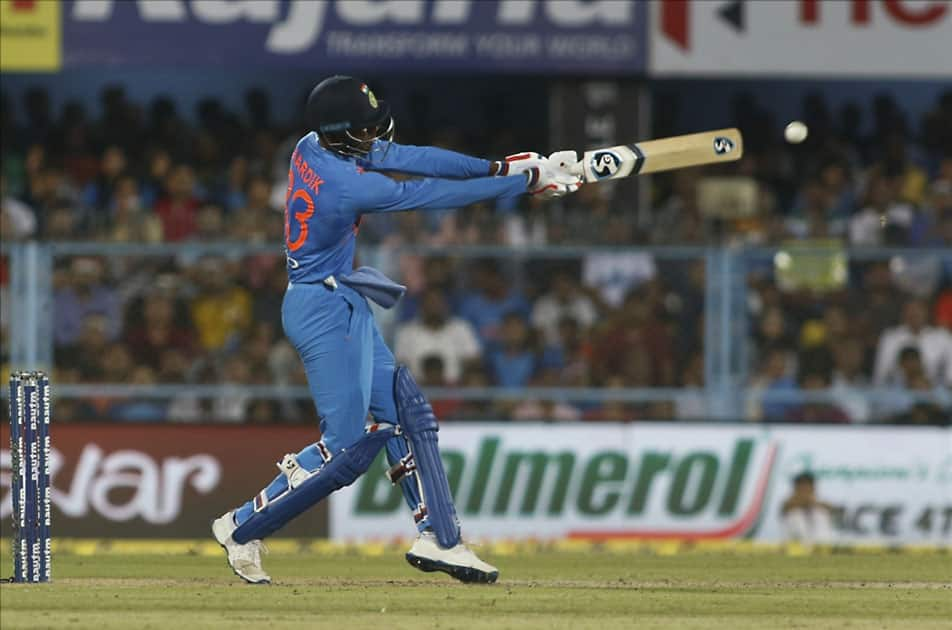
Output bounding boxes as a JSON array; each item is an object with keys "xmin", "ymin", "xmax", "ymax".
[
  {"xmin": 548, "ymin": 150, "xmax": 582, "ymax": 179},
  {"xmin": 493, "ymin": 152, "xmax": 547, "ymax": 177},
  {"xmin": 524, "ymin": 161, "xmax": 583, "ymax": 199}
]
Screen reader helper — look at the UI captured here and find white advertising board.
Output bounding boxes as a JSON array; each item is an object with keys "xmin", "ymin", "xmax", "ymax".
[
  {"xmin": 650, "ymin": 0, "xmax": 952, "ymax": 77},
  {"xmin": 331, "ymin": 423, "xmax": 952, "ymax": 545}
]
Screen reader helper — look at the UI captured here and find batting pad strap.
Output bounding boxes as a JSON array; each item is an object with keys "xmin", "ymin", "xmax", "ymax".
[
  {"xmin": 384, "ymin": 436, "xmax": 426, "ymax": 521},
  {"xmin": 394, "ymin": 366, "xmax": 461, "ymax": 549},
  {"xmin": 316, "ymin": 439, "xmax": 333, "ymax": 463},
  {"xmin": 253, "ymin": 491, "xmax": 269, "ymax": 513},
  {"xmin": 232, "ymin": 423, "xmax": 397, "ymax": 544},
  {"xmin": 386, "ymin": 452, "xmax": 415, "ymax": 485}
]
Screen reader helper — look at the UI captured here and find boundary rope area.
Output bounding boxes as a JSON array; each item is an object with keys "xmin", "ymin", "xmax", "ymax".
[{"xmin": 2, "ymin": 538, "xmax": 947, "ymax": 557}]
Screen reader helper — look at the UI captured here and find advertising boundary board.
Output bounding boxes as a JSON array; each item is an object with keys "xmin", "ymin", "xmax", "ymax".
[
  {"xmin": 331, "ymin": 423, "xmax": 952, "ymax": 545},
  {"xmin": 2, "ymin": 422, "xmax": 949, "ymax": 544},
  {"xmin": 0, "ymin": 424, "xmax": 327, "ymax": 538},
  {"xmin": 55, "ymin": 0, "xmax": 646, "ymax": 74},
  {"xmin": 650, "ymin": 0, "xmax": 952, "ymax": 78}
]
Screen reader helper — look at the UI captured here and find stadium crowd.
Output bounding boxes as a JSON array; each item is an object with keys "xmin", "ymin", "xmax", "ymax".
[{"xmin": 1, "ymin": 86, "xmax": 950, "ymax": 425}]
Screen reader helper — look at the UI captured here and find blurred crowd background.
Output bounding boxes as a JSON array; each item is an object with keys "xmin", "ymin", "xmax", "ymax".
[{"xmin": 2, "ymin": 84, "xmax": 950, "ymax": 426}]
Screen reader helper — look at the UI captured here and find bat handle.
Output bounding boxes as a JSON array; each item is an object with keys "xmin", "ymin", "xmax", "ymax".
[{"xmin": 549, "ymin": 150, "xmax": 582, "ymax": 177}]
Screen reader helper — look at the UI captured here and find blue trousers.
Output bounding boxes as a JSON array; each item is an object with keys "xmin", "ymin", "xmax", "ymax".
[
  {"xmin": 233, "ymin": 281, "xmax": 421, "ymax": 529},
  {"xmin": 283, "ymin": 281, "xmax": 399, "ymax": 450}
]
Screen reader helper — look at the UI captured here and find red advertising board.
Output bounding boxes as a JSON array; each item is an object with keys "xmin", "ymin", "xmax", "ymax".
[
  {"xmin": 651, "ymin": 0, "xmax": 952, "ymax": 77},
  {"xmin": 1, "ymin": 424, "xmax": 328, "ymax": 538}
]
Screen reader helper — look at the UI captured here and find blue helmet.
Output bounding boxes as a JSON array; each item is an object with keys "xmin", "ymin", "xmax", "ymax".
[{"xmin": 306, "ymin": 76, "xmax": 393, "ymax": 157}]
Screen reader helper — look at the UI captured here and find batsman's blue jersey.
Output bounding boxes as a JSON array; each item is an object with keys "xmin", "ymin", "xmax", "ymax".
[{"xmin": 284, "ymin": 133, "xmax": 526, "ymax": 282}]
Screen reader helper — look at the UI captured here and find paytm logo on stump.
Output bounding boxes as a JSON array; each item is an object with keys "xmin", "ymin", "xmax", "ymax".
[{"xmin": 72, "ymin": 0, "xmax": 638, "ymax": 53}]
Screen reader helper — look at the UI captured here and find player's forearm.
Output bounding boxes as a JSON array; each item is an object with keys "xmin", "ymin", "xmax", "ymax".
[
  {"xmin": 369, "ymin": 174, "xmax": 527, "ymax": 213},
  {"xmin": 364, "ymin": 142, "xmax": 493, "ymax": 179}
]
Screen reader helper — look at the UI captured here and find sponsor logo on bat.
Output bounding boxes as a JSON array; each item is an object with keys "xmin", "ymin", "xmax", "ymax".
[
  {"xmin": 713, "ymin": 137, "xmax": 735, "ymax": 155},
  {"xmin": 590, "ymin": 151, "xmax": 622, "ymax": 179}
]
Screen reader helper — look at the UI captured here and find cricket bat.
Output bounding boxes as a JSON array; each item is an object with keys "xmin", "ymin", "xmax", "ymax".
[{"xmin": 563, "ymin": 128, "xmax": 744, "ymax": 183}]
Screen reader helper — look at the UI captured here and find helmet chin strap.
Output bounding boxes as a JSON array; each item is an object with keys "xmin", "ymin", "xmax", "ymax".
[{"xmin": 322, "ymin": 118, "xmax": 396, "ymax": 159}]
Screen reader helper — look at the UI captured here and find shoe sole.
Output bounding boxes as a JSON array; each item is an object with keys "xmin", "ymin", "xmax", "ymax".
[
  {"xmin": 211, "ymin": 519, "xmax": 271, "ymax": 585},
  {"xmin": 405, "ymin": 552, "xmax": 499, "ymax": 584}
]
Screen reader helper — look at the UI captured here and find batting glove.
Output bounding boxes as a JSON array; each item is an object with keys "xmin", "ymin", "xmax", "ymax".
[
  {"xmin": 524, "ymin": 161, "xmax": 583, "ymax": 199},
  {"xmin": 492, "ymin": 152, "xmax": 547, "ymax": 177}
]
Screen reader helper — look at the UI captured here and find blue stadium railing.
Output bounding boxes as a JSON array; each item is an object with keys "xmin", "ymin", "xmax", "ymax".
[{"xmin": 3, "ymin": 241, "xmax": 950, "ymax": 421}]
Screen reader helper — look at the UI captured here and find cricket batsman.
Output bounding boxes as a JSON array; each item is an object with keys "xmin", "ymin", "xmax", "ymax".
[{"xmin": 212, "ymin": 76, "xmax": 581, "ymax": 584}]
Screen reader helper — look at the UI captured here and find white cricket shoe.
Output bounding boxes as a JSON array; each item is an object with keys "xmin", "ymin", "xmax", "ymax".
[
  {"xmin": 211, "ymin": 511, "xmax": 271, "ymax": 585},
  {"xmin": 406, "ymin": 531, "xmax": 499, "ymax": 584}
]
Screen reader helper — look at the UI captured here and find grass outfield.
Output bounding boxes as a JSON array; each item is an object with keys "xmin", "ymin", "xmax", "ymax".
[{"xmin": 1, "ymin": 542, "xmax": 950, "ymax": 629}]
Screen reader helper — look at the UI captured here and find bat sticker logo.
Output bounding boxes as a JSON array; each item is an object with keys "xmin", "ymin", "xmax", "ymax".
[
  {"xmin": 713, "ymin": 137, "xmax": 735, "ymax": 155},
  {"xmin": 590, "ymin": 151, "xmax": 622, "ymax": 179}
]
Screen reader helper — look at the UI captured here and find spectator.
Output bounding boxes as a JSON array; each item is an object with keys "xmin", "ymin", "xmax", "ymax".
[
  {"xmin": 874, "ymin": 299, "xmax": 952, "ymax": 387},
  {"xmin": 215, "ymin": 354, "xmax": 253, "ymax": 422},
  {"xmin": 4, "ymin": 84, "xmax": 952, "ymax": 426},
  {"xmin": 240, "ymin": 321, "xmax": 296, "ymax": 386},
  {"xmin": 418, "ymin": 355, "xmax": 463, "ymax": 420},
  {"xmin": 747, "ymin": 348, "xmax": 797, "ymax": 421},
  {"xmin": 194, "ymin": 204, "xmax": 227, "ymax": 241},
  {"xmin": 82, "ymin": 145, "xmax": 127, "ymax": 216},
  {"xmin": 30, "ymin": 167, "xmax": 79, "ymax": 234},
  {"xmin": 539, "ymin": 317, "xmax": 592, "ymax": 387},
  {"xmin": 124, "ymin": 290, "xmax": 194, "ymax": 370},
  {"xmin": 487, "ymin": 312, "xmax": 537, "ymax": 387},
  {"xmin": 230, "ymin": 173, "xmax": 280, "ymax": 242},
  {"xmin": 784, "ymin": 372, "xmax": 850, "ymax": 423},
  {"xmin": 54, "ymin": 257, "xmax": 121, "ymax": 346},
  {"xmin": 1, "ymin": 172, "xmax": 36, "ymax": 240},
  {"xmin": 106, "ymin": 175, "xmax": 163, "ymax": 242},
  {"xmin": 935, "ymin": 286, "xmax": 952, "ymax": 331},
  {"xmin": 787, "ymin": 176, "xmax": 844, "ymax": 239},
  {"xmin": 584, "ymin": 376, "xmax": 636, "ymax": 422},
  {"xmin": 154, "ymin": 164, "xmax": 200, "ymax": 241},
  {"xmin": 140, "ymin": 147, "xmax": 173, "ymax": 208},
  {"xmin": 99, "ymin": 342, "xmax": 135, "ymax": 385},
  {"xmin": 108, "ymin": 366, "xmax": 167, "ymax": 423},
  {"xmin": 511, "ymin": 398, "xmax": 581, "ymax": 421},
  {"xmin": 189, "ymin": 258, "xmax": 252, "ymax": 352},
  {"xmin": 674, "ymin": 353, "xmax": 706, "ymax": 420},
  {"xmin": 452, "ymin": 363, "xmax": 498, "ymax": 421},
  {"xmin": 394, "ymin": 288, "xmax": 481, "ymax": 384},
  {"xmin": 849, "ymin": 174, "xmax": 913, "ymax": 245},
  {"xmin": 458, "ymin": 259, "xmax": 529, "ymax": 344},
  {"xmin": 395, "ymin": 255, "xmax": 458, "ymax": 323},
  {"xmin": 591, "ymin": 287, "xmax": 674, "ymax": 387},
  {"xmin": 889, "ymin": 369, "xmax": 949, "ymax": 426},
  {"xmin": 754, "ymin": 306, "xmax": 796, "ymax": 355},
  {"xmin": 57, "ymin": 314, "xmax": 111, "ymax": 378},
  {"xmin": 869, "ymin": 133, "xmax": 928, "ymax": 206},
  {"xmin": 42, "ymin": 205, "xmax": 79, "ymax": 240},
  {"xmin": 530, "ymin": 270, "xmax": 597, "ymax": 346},
  {"xmin": 781, "ymin": 472, "xmax": 835, "ymax": 545},
  {"xmin": 830, "ymin": 337, "xmax": 871, "ymax": 422}
]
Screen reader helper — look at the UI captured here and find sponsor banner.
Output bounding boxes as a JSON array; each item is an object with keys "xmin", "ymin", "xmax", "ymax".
[
  {"xmin": 331, "ymin": 423, "xmax": 952, "ymax": 545},
  {"xmin": 0, "ymin": 424, "xmax": 326, "ymax": 538},
  {"xmin": 651, "ymin": 0, "xmax": 952, "ymax": 77},
  {"xmin": 0, "ymin": 0, "xmax": 62, "ymax": 72},
  {"xmin": 61, "ymin": 0, "xmax": 646, "ymax": 73}
]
